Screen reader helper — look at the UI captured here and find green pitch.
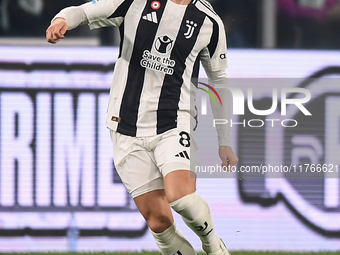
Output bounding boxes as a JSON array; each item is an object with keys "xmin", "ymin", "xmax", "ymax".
[
  {"xmin": 103, "ymin": 252, "xmax": 339, "ymax": 255},
  {"xmin": 95, "ymin": 252, "xmax": 339, "ymax": 255}
]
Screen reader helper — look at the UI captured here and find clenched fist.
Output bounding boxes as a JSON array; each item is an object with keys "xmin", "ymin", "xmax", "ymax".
[
  {"xmin": 219, "ymin": 146, "xmax": 238, "ymax": 170},
  {"xmin": 46, "ymin": 18, "xmax": 68, "ymax": 44}
]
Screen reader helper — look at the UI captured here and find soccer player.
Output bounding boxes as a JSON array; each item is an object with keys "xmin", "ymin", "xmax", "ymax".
[{"xmin": 46, "ymin": 0, "xmax": 238, "ymax": 254}]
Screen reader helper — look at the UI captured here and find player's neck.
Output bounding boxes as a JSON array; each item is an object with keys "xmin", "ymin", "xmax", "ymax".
[{"xmin": 170, "ymin": 0, "xmax": 192, "ymax": 5}]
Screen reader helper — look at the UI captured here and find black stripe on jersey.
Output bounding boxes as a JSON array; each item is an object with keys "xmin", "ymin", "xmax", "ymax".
[
  {"xmin": 191, "ymin": 57, "xmax": 200, "ymax": 131},
  {"xmin": 191, "ymin": 56, "xmax": 199, "ymax": 96},
  {"xmin": 117, "ymin": 0, "xmax": 168, "ymax": 136},
  {"xmin": 156, "ymin": 4, "xmax": 206, "ymax": 134},
  {"xmin": 118, "ymin": 21, "xmax": 125, "ymax": 59},
  {"xmin": 194, "ymin": 1, "xmax": 221, "ymax": 58},
  {"xmin": 108, "ymin": 0, "xmax": 134, "ymax": 18},
  {"xmin": 207, "ymin": 17, "xmax": 219, "ymax": 59},
  {"xmin": 191, "ymin": 57, "xmax": 200, "ymax": 86},
  {"xmin": 191, "ymin": 51, "xmax": 200, "ymax": 133}
]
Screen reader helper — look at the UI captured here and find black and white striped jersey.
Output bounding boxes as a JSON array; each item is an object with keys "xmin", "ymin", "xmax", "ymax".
[{"xmin": 72, "ymin": 0, "xmax": 228, "ymax": 137}]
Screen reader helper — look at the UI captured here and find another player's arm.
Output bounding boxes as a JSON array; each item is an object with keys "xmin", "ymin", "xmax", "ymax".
[{"xmin": 46, "ymin": 0, "xmax": 118, "ymax": 44}]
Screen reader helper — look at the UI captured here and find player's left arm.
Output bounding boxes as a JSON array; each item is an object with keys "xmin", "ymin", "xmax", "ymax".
[
  {"xmin": 47, "ymin": 0, "xmax": 126, "ymax": 43},
  {"xmin": 199, "ymin": 17, "xmax": 238, "ymax": 169},
  {"xmin": 207, "ymin": 69, "xmax": 238, "ymax": 169}
]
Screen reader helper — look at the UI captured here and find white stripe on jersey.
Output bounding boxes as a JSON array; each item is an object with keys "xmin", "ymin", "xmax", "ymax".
[
  {"xmin": 105, "ymin": 0, "xmax": 148, "ymax": 132},
  {"xmin": 136, "ymin": 1, "xmax": 187, "ymax": 136}
]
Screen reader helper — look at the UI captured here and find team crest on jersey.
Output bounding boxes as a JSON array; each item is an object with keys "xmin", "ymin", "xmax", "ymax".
[
  {"xmin": 155, "ymin": 36, "xmax": 174, "ymax": 54},
  {"xmin": 151, "ymin": 1, "xmax": 161, "ymax": 10},
  {"xmin": 184, "ymin": 20, "xmax": 198, "ymax": 39}
]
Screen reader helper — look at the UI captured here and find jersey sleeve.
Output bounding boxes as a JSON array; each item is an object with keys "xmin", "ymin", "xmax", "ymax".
[
  {"xmin": 199, "ymin": 17, "xmax": 230, "ymax": 147},
  {"xmin": 82, "ymin": 0, "xmax": 130, "ymax": 28},
  {"xmin": 53, "ymin": 0, "xmax": 130, "ymax": 29},
  {"xmin": 200, "ymin": 17, "xmax": 228, "ymax": 73}
]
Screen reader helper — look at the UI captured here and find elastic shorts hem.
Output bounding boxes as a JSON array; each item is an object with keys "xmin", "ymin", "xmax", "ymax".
[
  {"xmin": 130, "ymin": 177, "xmax": 164, "ymax": 198},
  {"xmin": 162, "ymin": 162, "xmax": 196, "ymax": 177}
]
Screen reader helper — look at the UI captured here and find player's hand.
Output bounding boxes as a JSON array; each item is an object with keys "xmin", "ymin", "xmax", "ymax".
[
  {"xmin": 46, "ymin": 18, "xmax": 68, "ymax": 44},
  {"xmin": 219, "ymin": 146, "xmax": 238, "ymax": 171}
]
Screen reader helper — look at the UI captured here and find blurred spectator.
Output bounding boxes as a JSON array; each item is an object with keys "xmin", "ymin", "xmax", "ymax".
[
  {"xmin": 1, "ymin": 0, "xmax": 257, "ymax": 45},
  {"xmin": 277, "ymin": 0, "xmax": 340, "ymax": 49},
  {"xmin": 327, "ymin": 2, "xmax": 340, "ymax": 22},
  {"xmin": 1, "ymin": 0, "xmax": 338, "ymax": 49},
  {"xmin": 0, "ymin": 0, "xmax": 44, "ymax": 36},
  {"xmin": 44, "ymin": 0, "xmax": 86, "ymax": 22},
  {"xmin": 211, "ymin": 0, "xmax": 258, "ymax": 48}
]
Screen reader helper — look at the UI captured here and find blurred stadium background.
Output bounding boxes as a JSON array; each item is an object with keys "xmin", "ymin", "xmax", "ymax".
[{"xmin": 0, "ymin": 0, "xmax": 340, "ymax": 253}]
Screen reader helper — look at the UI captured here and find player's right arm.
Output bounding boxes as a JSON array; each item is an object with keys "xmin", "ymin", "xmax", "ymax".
[{"xmin": 46, "ymin": 0, "xmax": 124, "ymax": 44}]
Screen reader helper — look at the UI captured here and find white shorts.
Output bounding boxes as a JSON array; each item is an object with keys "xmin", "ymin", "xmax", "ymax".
[{"xmin": 110, "ymin": 127, "xmax": 198, "ymax": 198}]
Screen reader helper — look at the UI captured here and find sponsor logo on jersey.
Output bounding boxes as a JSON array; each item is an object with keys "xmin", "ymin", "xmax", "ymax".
[
  {"xmin": 184, "ymin": 20, "xmax": 198, "ymax": 39},
  {"xmin": 142, "ymin": 12, "xmax": 158, "ymax": 24},
  {"xmin": 141, "ymin": 50, "xmax": 175, "ymax": 75},
  {"xmin": 155, "ymin": 35, "xmax": 174, "ymax": 54},
  {"xmin": 140, "ymin": 36, "xmax": 176, "ymax": 75},
  {"xmin": 237, "ymin": 67, "xmax": 340, "ymax": 237},
  {"xmin": 151, "ymin": 1, "xmax": 161, "ymax": 10}
]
